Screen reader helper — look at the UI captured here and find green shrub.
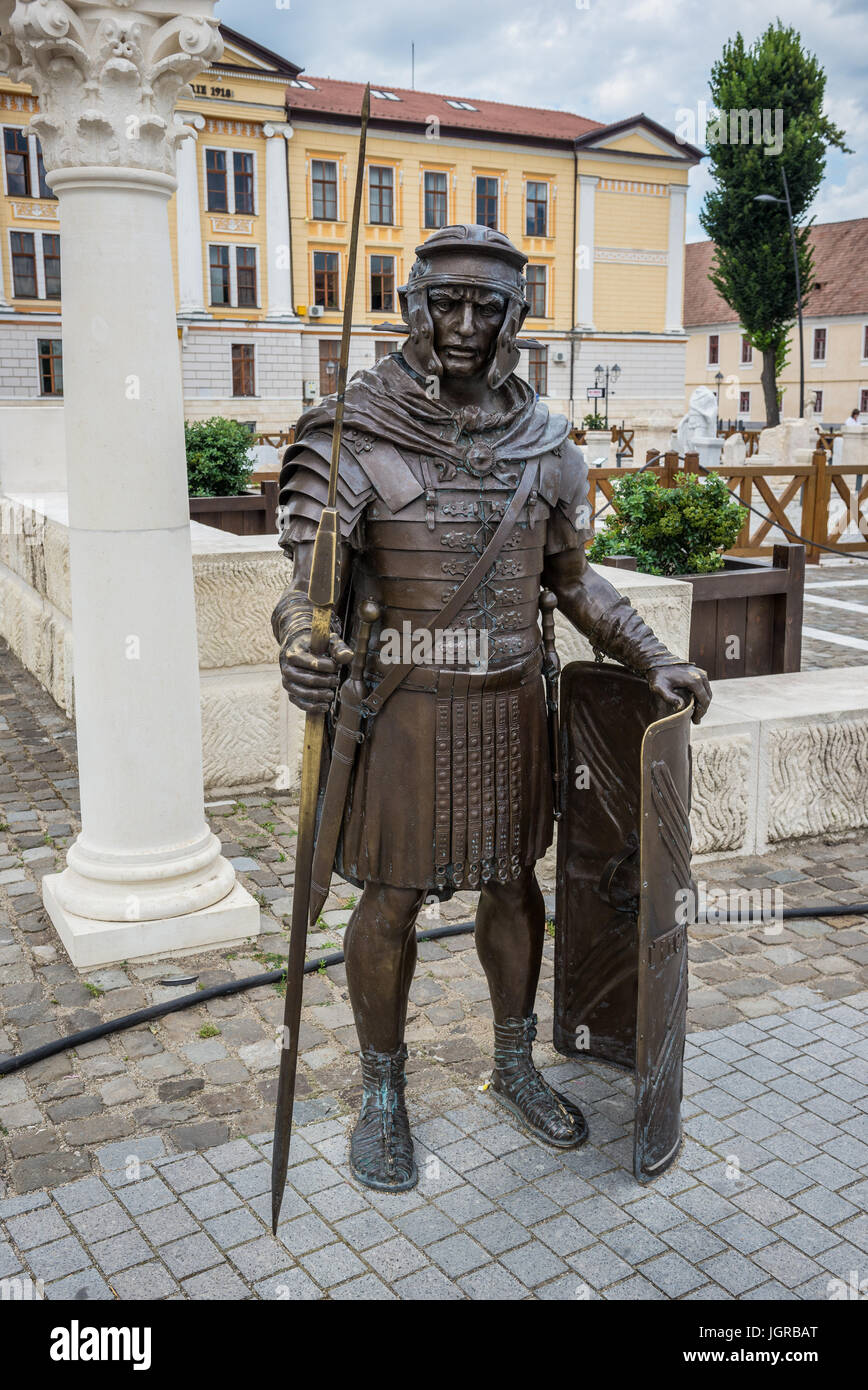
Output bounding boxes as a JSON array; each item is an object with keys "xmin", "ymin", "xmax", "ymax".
[
  {"xmin": 587, "ymin": 470, "xmax": 747, "ymax": 576},
  {"xmin": 582, "ymin": 411, "xmax": 607, "ymax": 430},
  {"xmin": 184, "ymin": 417, "xmax": 254, "ymax": 496}
]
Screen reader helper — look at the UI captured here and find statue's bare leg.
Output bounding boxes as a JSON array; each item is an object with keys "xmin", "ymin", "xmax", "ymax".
[
  {"xmin": 475, "ymin": 866, "xmax": 588, "ymax": 1149},
  {"xmin": 343, "ymin": 881, "xmax": 425, "ymax": 1190}
]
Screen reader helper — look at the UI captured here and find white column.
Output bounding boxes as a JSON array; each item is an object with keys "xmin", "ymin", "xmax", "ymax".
[
  {"xmin": 665, "ymin": 184, "xmax": 687, "ymax": 333},
  {"xmin": 175, "ymin": 113, "xmax": 209, "ymax": 317},
  {"xmin": 0, "ymin": 0, "xmax": 259, "ymax": 965},
  {"xmin": 262, "ymin": 122, "xmax": 297, "ymax": 320},
  {"xmin": 576, "ymin": 174, "xmax": 597, "ymax": 329}
]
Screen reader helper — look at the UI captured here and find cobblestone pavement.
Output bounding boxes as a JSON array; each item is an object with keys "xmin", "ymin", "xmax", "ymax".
[
  {"xmin": 801, "ymin": 559, "xmax": 868, "ymax": 670},
  {"xmin": 1, "ymin": 630, "xmax": 867, "ymax": 1300}
]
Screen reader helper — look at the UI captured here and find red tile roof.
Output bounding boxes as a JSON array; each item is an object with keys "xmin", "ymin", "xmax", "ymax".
[
  {"xmin": 286, "ymin": 75, "xmax": 603, "ymax": 144},
  {"xmin": 685, "ymin": 218, "xmax": 868, "ymax": 326}
]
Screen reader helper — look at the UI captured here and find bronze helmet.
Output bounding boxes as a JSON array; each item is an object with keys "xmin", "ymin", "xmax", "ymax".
[{"xmin": 398, "ymin": 224, "xmax": 529, "ymax": 390}]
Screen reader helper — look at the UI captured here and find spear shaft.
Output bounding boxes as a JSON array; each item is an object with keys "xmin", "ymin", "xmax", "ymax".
[{"xmin": 271, "ymin": 85, "xmax": 371, "ymax": 1233}]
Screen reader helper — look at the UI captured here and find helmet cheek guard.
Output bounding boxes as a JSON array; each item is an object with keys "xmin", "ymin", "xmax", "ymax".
[
  {"xmin": 399, "ymin": 276, "xmax": 441, "ymax": 379},
  {"xmin": 488, "ymin": 293, "xmax": 529, "ymax": 391}
]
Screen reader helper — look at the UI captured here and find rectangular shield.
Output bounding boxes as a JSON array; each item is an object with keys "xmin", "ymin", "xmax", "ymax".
[{"xmin": 553, "ymin": 661, "xmax": 693, "ymax": 1183}]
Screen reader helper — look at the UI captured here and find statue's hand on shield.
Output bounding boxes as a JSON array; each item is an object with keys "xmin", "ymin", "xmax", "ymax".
[
  {"xmin": 279, "ymin": 631, "xmax": 353, "ymax": 714},
  {"xmin": 646, "ymin": 662, "xmax": 712, "ymax": 725}
]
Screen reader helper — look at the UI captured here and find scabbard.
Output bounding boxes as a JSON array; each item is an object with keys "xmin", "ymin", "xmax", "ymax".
[
  {"xmin": 308, "ymin": 682, "xmax": 365, "ymax": 924},
  {"xmin": 545, "ymin": 672, "xmax": 564, "ymax": 820}
]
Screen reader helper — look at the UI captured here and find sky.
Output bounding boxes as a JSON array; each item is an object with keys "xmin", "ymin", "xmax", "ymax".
[{"xmin": 216, "ymin": 0, "xmax": 868, "ymax": 241}]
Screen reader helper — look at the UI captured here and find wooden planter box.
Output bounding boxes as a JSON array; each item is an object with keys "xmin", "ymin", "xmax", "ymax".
[
  {"xmin": 188, "ymin": 479, "xmax": 279, "ymax": 537},
  {"xmin": 602, "ymin": 544, "xmax": 804, "ymax": 680}
]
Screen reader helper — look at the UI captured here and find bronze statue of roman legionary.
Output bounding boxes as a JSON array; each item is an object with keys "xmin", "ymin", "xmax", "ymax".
[{"xmin": 273, "ymin": 224, "xmax": 710, "ymax": 1191}]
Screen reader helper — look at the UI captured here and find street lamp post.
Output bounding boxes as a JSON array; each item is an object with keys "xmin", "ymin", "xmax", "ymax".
[
  {"xmin": 593, "ymin": 362, "xmax": 621, "ymax": 428},
  {"xmin": 754, "ymin": 167, "xmax": 805, "ymax": 419},
  {"xmin": 714, "ymin": 369, "xmax": 724, "ymax": 430}
]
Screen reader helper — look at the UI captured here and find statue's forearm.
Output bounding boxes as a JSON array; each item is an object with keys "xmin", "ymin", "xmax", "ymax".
[{"xmin": 542, "ymin": 548, "xmax": 682, "ymax": 675}]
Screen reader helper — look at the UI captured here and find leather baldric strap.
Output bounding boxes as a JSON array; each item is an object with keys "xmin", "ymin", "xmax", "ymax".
[{"xmin": 362, "ymin": 458, "xmax": 540, "ymax": 717}]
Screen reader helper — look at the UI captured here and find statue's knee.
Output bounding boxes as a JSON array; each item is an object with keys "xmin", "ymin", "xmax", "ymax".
[{"xmin": 361, "ymin": 882, "xmax": 425, "ymax": 936}]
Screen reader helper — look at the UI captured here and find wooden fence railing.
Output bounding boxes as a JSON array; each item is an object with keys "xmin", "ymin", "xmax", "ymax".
[
  {"xmin": 588, "ymin": 446, "xmax": 868, "ymax": 562},
  {"xmin": 252, "ymin": 429, "xmax": 296, "ymax": 449}
]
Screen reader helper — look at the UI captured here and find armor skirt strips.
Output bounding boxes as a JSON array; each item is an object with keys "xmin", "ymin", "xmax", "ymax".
[{"xmin": 335, "ymin": 650, "xmax": 553, "ymax": 898}]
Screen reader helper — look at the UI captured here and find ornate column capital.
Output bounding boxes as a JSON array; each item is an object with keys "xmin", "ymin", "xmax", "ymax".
[
  {"xmin": 262, "ymin": 121, "xmax": 293, "ymax": 141},
  {"xmin": 0, "ymin": 0, "xmax": 223, "ymax": 176}
]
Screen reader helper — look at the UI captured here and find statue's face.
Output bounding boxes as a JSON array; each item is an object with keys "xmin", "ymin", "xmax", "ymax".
[{"xmin": 427, "ymin": 284, "xmax": 506, "ymax": 379}]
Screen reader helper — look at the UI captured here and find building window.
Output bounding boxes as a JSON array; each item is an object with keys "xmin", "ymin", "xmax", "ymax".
[
  {"xmin": 206, "ymin": 149, "xmax": 228, "ymax": 212},
  {"xmin": 233, "ymin": 151, "xmax": 255, "ymax": 215},
  {"xmin": 423, "ymin": 171, "xmax": 448, "ymax": 228},
  {"xmin": 740, "ymin": 334, "xmax": 752, "ymax": 365},
  {"xmin": 739, "ymin": 390, "xmax": 750, "ymax": 415},
  {"xmin": 369, "ymin": 166, "xmax": 394, "ymax": 225},
  {"xmin": 319, "ymin": 339, "xmax": 340, "ymax": 395},
  {"xmin": 4, "ymin": 127, "xmax": 30, "ymax": 196},
  {"xmin": 313, "ymin": 250, "xmax": 340, "ymax": 309},
  {"xmin": 38, "ymin": 338, "xmax": 63, "ymax": 396},
  {"xmin": 236, "ymin": 245, "xmax": 257, "ymax": 307},
  {"xmin": 527, "ymin": 345, "xmax": 548, "ymax": 396},
  {"xmin": 10, "ymin": 230, "xmax": 37, "ymax": 297},
  {"xmin": 10, "ymin": 230, "xmax": 61, "ymax": 299},
  {"xmin": 209, "ymin": 244, "xmax": 231, "ymax": 304},
  {"xmin": 812, "ymin": 327, "xmax": 827, "ymax": 362},
  {"xmin": 813, "ymin": 389, "xmax": 823, "ymax": 415},
  {"xmin": 231, "ymin": 343, "xmax": 255, "ymax": 397},
  {"xmin": 863, "ymin": 325, "xmax": 868, "ymax": 361},
  {"xmin": 375, "ymin": 339, "xmax": 397, "ymax": 362},
  {"xmin": 526, "ymin": 181, "xmax": 548, "ymax": 237},
  {"xmin": 476, "ymin": 176, "xmax": 498, "ymax": 229},
  {"xmin": 42, "ymin": 233, "xmax": 61, "ymax": 299},
  {"xmin": 206, "ymin": 148, "xmax": 255, "ymax": 215},
  {"xmin": 707, "ymin": 334, "xmax": 719, "ymax": 366},
  {"xmin": 526, "ymin": 265, "xmax": 547, "ymax": 318},
  {"xmin": 860, "ymin": 389, "xmax": 868, "ymax": 414},
  {"xmin": 370, "ymin": 256, "xmax": 395, "ymax": 312},
  {"xmin": 311, "ymin": 159, "xmax": 338, "ymax": 220}
]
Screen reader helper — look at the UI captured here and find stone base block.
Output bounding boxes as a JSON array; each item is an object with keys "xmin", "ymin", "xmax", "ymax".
[{"xmin": 42, "ymin": 877, "xmax": 261, "ymax": 969}]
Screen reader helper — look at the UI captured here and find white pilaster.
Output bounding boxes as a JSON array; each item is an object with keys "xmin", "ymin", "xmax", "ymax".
[
  {"xmin": 0, "ymin": 0, "xmax": 259, "ymax": 964},
  {"xmin": 262, "ymin": 122, "xmax": 298, "ymax": 321},
  {"xmin": 175, "ymin": 113, "xmax": 209, "ymax": 318},
  {"xmin": 576, "ymin": 174, "xmax": 597, "ymax": 329},
  {"xmin": 665, "ymin": 184, "xmax": 687, "ymax": 333},
  {"xmin": 0, "ymin": 229, "xmax": 9, "ymax": 308}
]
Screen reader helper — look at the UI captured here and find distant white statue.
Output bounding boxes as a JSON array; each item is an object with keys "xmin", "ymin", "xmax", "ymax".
[
  {"xmin": 721, "ymin": 431, "xmax": 747, "ymax": 467},
  {"xmin": 676, "ymin": 387, "xmax": 718, "ymax": 455},
  {"xmin": 675, "ymin": 386, "xmax": 723, "ymax": 469}
]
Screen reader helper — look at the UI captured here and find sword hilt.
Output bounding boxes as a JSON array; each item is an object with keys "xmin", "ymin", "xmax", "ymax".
[
  {"xmin": 351, "ymin": 599, "xmax": 381, "ymax": 686},
  {"xmin": 540, "ymin": 590, "xmax": 560, "ymax": 681}
]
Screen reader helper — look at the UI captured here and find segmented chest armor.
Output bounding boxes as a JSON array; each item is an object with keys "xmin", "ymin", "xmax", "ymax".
[{"xmin": 361, "ymin": 452, "xmax": 552, "ymax": 672}]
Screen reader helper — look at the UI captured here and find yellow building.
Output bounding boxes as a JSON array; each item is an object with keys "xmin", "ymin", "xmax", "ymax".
[
  {"xmin": 0, "ymin": 23, "xmax": 702, "ymax": 430},
  {"xmin": 684, "ymin": 222, "xmax": 868, "ymax": 427},
  {"xmin": 286, "ymin": 84, "xmax": 701, "ymax": 423}
]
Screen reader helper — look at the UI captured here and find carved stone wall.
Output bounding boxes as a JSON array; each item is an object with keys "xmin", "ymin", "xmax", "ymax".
[
  {"xmin": 766, "ymin": 719, "xmax": 868, "ymax": 843},
  {"xmin": 193, "ymin": 553, "xmax": 287, "ymax": 669},
  {"xmin": 690, "ymin": 735, "xmax": 751, "ymax": 856}
]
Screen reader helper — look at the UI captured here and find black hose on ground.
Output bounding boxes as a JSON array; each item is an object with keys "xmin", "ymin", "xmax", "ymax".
[{"xmin": 2, "ymin": 904, "xmax": 867, "ymax": 1078}]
